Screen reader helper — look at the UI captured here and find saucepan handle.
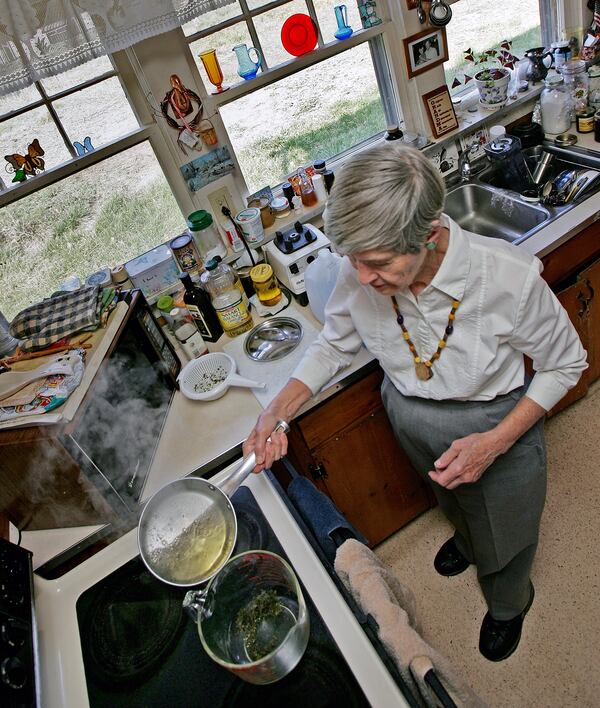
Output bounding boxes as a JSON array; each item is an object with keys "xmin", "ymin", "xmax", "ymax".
[{"xmin": 218, "ymin": 420, "xmax": 290, "ymax": 498}]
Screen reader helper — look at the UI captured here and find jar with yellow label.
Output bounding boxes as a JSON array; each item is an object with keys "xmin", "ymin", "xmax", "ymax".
[{"xmin": 250, "ymin": 263, "xmax": 282, "ymax": 306}]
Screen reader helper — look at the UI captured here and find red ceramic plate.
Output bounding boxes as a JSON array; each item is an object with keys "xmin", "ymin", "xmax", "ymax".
[{"xmin": 281, "ymin": 14, "xmax": 318, "ymax": 57}]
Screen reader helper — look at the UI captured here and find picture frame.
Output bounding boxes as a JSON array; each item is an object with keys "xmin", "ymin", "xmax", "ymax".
[
  {"xmin": 403, "ymin": 27, "xmax": 448, "ymax": 79},
  {"xmin": 422, "ymin": 85, "xmax": 459, "ymax": 139}
]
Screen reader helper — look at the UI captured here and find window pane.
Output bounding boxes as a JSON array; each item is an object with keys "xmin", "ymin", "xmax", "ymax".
[
  {"xmin": 53, "ymin": 77, "xmax": 139, "ymax": 148},
  {"xmin": 0, "ymin": 142, "xmax": 185, "ymax": 320},
  {"xmin": 1, "ymin": 106, "xmax": 72, "ymax": 173},
  {"xmin": 220, "ymin": 43, "xmax": 387, "ymax": 192},
  {"xmin": 0, "ymin": 85, "xmax": 40, "ymax": 117},
  {"xmin": 444, "ymin": 0, "xmax": 541, "ymax": 94},
  {"xmin": 312, "ymin": 0, "xmax": 362, "ymax": 43},
  {"xmin": 190, "ymin": 23, "xmax": 255, "ymax": 89},
  {"xmin": 253, "ymin": 0, "xmax": 308, "ymax": 68},
  {"xmin": 40, "ymin": 56, "xmax": 115, "ymax": 95},
  {"xmin": 183, "ymin": 2, "xmax": 242, "ymax": 35}
]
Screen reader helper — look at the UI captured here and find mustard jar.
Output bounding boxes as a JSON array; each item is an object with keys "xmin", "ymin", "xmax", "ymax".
[{"xmin": 250, "ymin": 263, "xmax": 282, "ymax": 306}]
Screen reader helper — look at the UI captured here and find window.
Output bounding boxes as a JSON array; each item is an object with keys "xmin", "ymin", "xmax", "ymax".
[
  {"xmin": 444, "ymin": 0, "xmax": 542, "ymax": 95},
  {"xmin": 183, "ymin": 0, "xmax": 397, "ymax": 191},
  {"xmin": 0, "ymin": 58, "xmax": 184, "ymax": 319}
]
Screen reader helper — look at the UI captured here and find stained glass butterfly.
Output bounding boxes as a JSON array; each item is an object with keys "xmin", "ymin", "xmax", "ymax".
[
  {"xmin": 5, "ymin": 139, "xmax": 45, "ymax": 181},
  {"xmin": 73, "ymin": 136, "xmax": 94, "ymax": 156}
]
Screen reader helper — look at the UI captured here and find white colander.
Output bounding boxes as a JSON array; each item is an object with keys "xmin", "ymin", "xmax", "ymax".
[{"xmin": 177, "ymin": 352, "xmax": 265, "ymax": 401}]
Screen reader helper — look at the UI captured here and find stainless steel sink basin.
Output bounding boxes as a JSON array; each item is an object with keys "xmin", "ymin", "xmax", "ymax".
[
  {"xmin": 444, "ymin": 142, "xmax": 600, "ymax": 245},
  {"xmin": 444, "ymin": 183, "xmax": 550, "ymax": 243}
]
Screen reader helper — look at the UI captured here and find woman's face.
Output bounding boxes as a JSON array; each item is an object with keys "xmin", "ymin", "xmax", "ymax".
[{"xmin": 348, "ymin": 247, "xmax": 428, "ymax": 295}]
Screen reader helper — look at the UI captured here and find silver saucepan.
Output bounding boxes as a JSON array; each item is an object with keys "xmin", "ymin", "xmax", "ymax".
[{"xmin": 137, "ymin": 420, "xmax": 289, "ymax": 587}]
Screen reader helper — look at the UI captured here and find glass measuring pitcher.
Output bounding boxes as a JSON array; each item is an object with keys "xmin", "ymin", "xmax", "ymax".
[
  {"xmin": 333, "ymin": 5, "xmax": 353, "ymax": 40},
  {"xmin": 184, "ymin": 551, "xmax": 310, "ymax": 684},
  {"xmin": 233, "ymin": 43, "xmax": 263, "ymax": 81}
]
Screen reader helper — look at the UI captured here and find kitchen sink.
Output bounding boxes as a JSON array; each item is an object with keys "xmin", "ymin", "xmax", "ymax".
[
  {"xmin": 444, "ymin": 142, "xmax": 600, "ymax": 245},
  {"xmin": 444, "ymin": 183, "xmax": 550, "ymax": 243}
]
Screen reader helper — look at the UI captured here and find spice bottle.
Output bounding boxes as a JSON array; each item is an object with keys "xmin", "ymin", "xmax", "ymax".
[
  {"xmin": 297, "ymin": 167, "xmax": 317, "ymax": 207},
  {"xmin": 171, "ymin": 308, "xmax": 209, "ymax": 359},
  {"xmin": 200, "ymin": 258, "xmax": 254, "ymax": 338},
  {"xmin": 179, "ymin": 271, "xmax": 223, "ymax": 342}
]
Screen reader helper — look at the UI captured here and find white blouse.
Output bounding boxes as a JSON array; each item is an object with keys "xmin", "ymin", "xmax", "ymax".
[{"xmin": 292, "ymin": 215, "xmax": 587, "ymax": 411}]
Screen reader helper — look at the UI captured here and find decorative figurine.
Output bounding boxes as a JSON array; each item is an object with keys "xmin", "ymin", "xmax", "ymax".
[
  {"xmin": 160, "ymin": 74, "xmax": 204, "ymax": 152},
  {"xmin": 5, "ymin": 138, "xmax": 45, "ymax": 182},
  {"xmin": 73, "ymin": 136, "xmax": 95, "ymax": 155}
]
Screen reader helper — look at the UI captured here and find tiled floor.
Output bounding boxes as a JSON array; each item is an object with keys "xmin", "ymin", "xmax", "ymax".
[{"xmin": 375, "ymin": 381, "xmax": 600, "ymax": 707}]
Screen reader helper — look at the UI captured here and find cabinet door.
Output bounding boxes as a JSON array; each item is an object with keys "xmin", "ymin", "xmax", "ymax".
[
  {"xmin": 577, "ymin": 257, "xmax": 600, "ymax": 383},
  {"xmin": 307, "ymin": 405, "xmax": 432, "ymax": 546},
  {"xmin": 548, "ymin": 279, "xmax": 591, "ymax": 416}
]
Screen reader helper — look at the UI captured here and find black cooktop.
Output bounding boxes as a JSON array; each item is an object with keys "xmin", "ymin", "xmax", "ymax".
[{"xmin": 76, "ymin": 486, "xmax": 370, "ymax": 708}]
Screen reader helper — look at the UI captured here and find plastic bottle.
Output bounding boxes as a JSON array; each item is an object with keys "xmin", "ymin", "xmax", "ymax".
[
  {"xmin": 173, "ymin": 316, "xmax": 208, "ymax": 359},
  {"xmin": 220, "ymin": 217, "xmax": 245, "ymax": 253},
  {"xmin": 187, "ymin": 210, "xmax": 227, "ymax": 261},
  {"xmin": 200, "ymin": 258, "xmax": 254, "ymax": 338},
  {"xmin": 179, "ymin": 271, "xmax": 223, "ymax": 342}
]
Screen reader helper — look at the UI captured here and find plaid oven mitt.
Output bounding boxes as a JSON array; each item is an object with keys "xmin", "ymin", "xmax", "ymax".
[{"xmin": 9, "ymin": 285, "xmax": 101, "ymax": 352}]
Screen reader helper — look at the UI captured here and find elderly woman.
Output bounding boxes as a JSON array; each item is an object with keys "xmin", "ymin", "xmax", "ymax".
[{"xmin": 243, "ymin": 142, "xmax": 586, "ymax": 662}]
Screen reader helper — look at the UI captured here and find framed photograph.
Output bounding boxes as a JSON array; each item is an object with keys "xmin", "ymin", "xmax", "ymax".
[
  {"xmin": 403, "ymin": 27, "xmax": 448, "ymax": 79},
  {"xmin": 422, "ymin": 85, "xmax": 459, "ymax": 139}
]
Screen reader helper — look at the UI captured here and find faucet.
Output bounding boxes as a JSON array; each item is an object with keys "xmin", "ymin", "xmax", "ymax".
[{"xmin": 458, "ymin": 145, "xmax": 477, "ymax": 182}]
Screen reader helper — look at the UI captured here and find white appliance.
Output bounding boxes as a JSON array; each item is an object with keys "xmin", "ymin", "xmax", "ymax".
[
  {"xmin": 263, "ymin": 221, "xmax": 331, "ymax": 297},
  {"xmin": 32, "ymin": 465, "xmax": 410, "ymax": 708}
]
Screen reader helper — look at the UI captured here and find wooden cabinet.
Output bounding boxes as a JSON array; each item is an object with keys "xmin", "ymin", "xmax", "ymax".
[
  {"xmin": 283, "ymin": 367, "xmax": 434, "ymax": 546},
  {"xmin": 542, "ymin": 220, "xmax": 600, "ymax": 416}
]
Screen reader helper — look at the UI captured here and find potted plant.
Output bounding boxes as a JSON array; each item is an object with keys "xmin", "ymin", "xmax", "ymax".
[{"xmin": 451, "ymin": 41, "xmax": 519, "ymax": 108}]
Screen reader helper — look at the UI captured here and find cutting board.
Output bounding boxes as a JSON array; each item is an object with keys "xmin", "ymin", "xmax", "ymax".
[{"xmin": 223, "ymin": 307, "xmax": 373, "ymax": 409}]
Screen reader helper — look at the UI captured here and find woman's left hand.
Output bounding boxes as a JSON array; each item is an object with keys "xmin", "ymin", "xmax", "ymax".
[{"xmin": 428, "ymin": 431, "xmax": 502, "ymax": 489}]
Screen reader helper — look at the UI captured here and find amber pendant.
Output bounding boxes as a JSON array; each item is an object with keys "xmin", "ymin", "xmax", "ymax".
[{"xmin": 415, "ymin": 362, "xmax": 433, "ymax": 381}]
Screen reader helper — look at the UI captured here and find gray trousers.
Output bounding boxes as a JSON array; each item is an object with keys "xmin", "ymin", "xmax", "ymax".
[{"xmin": 381, "ymin": 377, "xmax": 547, "ymax": 620}]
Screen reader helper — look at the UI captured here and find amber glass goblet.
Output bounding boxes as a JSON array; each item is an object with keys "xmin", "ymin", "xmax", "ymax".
[{"xmin": 198, "ymin": 49, "xmax": 229, "ymax": 94}]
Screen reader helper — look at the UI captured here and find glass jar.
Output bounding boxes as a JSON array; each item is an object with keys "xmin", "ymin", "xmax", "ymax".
[
  {"xmin": 271, "ymin": 196, "xmax": 291, "ymax": 219},
  {"xmin": 559, "ymin": 59, "xmax": 589, "ymax": 119},
  {"xmin": 187, "ymin": 210, "xmax": 227, "ymax": 261},
  {"xmin": 297, "ymin": 167, "xmax": 317, "ymax": 207},
  {"xmin": 540, "ymin": 75, "xmax": 572, "ymax": 135},
  {"xmin": 589, "ymin": 65, "xmax": 600, "ymax": 112},
  {"xmin": 551, "ymin": 40, "xmax": 571, "ymax": 70},
  {"xmin": 250, "ymin": 263, "xmax": 282, "ymax": 306}
]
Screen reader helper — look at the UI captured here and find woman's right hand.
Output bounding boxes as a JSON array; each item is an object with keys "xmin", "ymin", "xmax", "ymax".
[
  {"xmin": 242, "ymin": 378, "xmax": 313, "ymax": 473},
  {"xmin": 242, "ymin": 409, "xmax": 289, "ymax": 473}
]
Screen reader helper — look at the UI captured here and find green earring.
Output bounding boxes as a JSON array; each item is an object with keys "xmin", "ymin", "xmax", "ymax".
[{"xmin": 426, "ymin": 242, "xmax": 437, "ymax": 251}]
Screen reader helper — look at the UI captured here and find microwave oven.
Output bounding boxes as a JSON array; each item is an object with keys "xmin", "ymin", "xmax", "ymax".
[{"xmin": 0, "ymin": 290, "xmax": 181, "ymax": 539}]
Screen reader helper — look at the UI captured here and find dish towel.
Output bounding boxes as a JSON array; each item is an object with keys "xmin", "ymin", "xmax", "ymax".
[
  {"xmin": 287, "ymin": 475, "xmax": 368, "ymax": 563},
  {"xmin": 334, "ymin": 539, "xmax": 487, "ymax": 708},
  {"xmin": 10, "ymin": 286, "xmax": 102, "ymax": 351}
]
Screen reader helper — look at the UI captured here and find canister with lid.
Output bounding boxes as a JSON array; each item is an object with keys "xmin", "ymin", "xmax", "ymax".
[
  {"xmin": 250, "ymin": 263, "xmax": 282, "ymax": 306},
  {"xmin": 234, "ymin": 207, "xmax": 264, "ymax": 244},
  {"xmin": 169, "ymin": 233, "xmax": 203, "ymax": 279},
  {"xmin": 589, "ymin": 65, "xmax": 600, "ymax": 111},
  {"xmin": 559, "ymin": 59, "xmax": 589, "ymax": 118},
  {"xmin": 187, "ymin": 210, "xmax": 227, "ymax": 261},
  {"xmin": 540, "ymin": 75, "xmax": 571, "ymax": 135}
]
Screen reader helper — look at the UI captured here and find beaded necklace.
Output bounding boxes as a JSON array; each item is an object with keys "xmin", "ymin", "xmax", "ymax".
[{"xmin": 391, "ymin": 295, "xmax": 460, "ymax": 381}]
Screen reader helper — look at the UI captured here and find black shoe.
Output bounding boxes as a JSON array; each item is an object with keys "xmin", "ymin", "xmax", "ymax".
[
  {"xmin": 433, "ymin": 537, "xmax": 471, "ymax": 577},
  {"xmin": 479, "ymin": 583, "xmax": 535, "ymax": 662}
]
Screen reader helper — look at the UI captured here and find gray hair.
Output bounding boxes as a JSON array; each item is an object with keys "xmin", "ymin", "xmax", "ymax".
[{"xmin": 324, "ymin": 142, "xmax": 446, "ymax": 255}]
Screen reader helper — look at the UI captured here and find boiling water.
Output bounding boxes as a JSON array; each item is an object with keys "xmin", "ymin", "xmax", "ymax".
[{"xmin": 149, "ymin": 509, "xmax": 233, "ymax": 584}]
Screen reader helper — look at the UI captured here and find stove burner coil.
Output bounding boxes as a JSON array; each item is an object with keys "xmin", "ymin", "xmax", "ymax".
[{"xmin": 79, "ymin": 559, "xmax": 186, "ymax": 686}]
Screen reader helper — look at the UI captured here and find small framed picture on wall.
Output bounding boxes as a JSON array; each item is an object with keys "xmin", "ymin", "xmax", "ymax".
[
  {"xmin": 403, "ymin": 27, "xmax": 449, "ymax": 79},
  {"xmin": 422, "ymin": 85, "xmax": 459, "ymax": 139}
]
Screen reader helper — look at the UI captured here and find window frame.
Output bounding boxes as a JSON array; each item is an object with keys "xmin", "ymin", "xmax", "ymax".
[{"xmin": 185, "ymin": 3, "xmax": 401, "ymax": 188}]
